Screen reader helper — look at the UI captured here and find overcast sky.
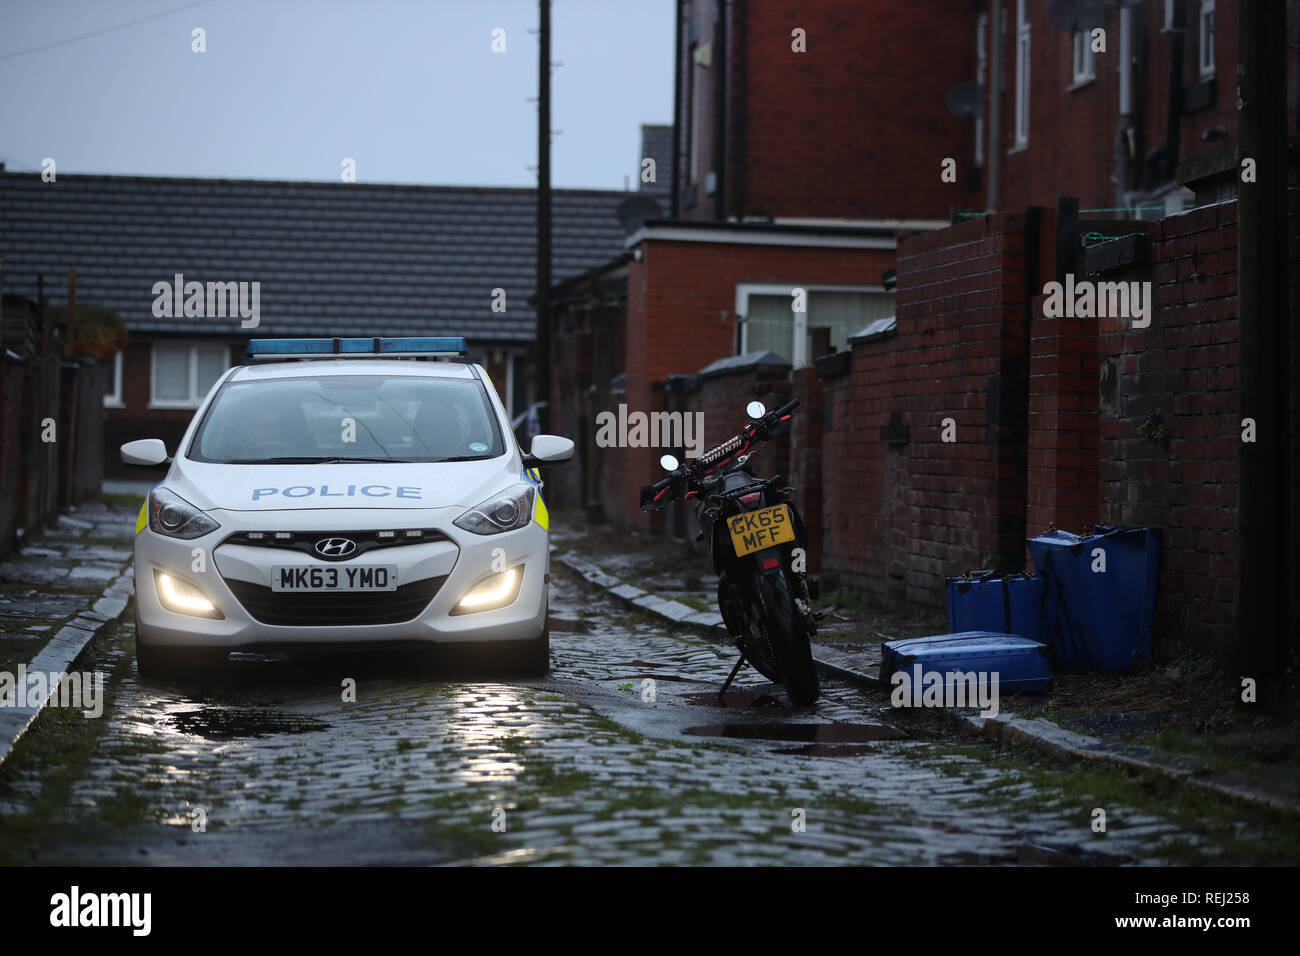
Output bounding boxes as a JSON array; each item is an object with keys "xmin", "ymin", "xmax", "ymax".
[{"xmin": 0, "ymin": 0, "xmax": 674, "ymax": 189}]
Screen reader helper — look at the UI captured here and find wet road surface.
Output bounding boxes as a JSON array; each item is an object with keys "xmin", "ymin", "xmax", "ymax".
[{"xmin": 1, "ymin": 568, "xmax": 1208, "ymax": 865}]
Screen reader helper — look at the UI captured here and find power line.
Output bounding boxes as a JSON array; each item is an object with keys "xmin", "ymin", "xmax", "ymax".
[{"xmin": 0, "ymin": 0, "xmax": 217, "ymax": 63}]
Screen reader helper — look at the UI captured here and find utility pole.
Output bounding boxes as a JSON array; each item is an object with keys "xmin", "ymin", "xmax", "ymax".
[
  {"xmin": 1236, "ymin": 1, "xmax": 1290, "ymax": 708},
  {"xmin": 534, "ymin": 0, "xmax": 552, "ymax": 435}
]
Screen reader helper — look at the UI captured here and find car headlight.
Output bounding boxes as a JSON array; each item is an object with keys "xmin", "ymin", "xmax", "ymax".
[
  {"xmin": 148, "ymin": 487, "xmax": 220, "ymax": 539},
  {"xmin": 154, "ymin": 571, "xmax": 223, "ymax": 618},
  {"xmin": 453, "ymin": 483, "xmax": 536, "ymax": 535},
  {"xmin": 452, "ymin": 567, "xmax": 523, "ymax": 614}
]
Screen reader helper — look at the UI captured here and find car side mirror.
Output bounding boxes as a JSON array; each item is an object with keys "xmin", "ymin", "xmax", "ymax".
[
  {"xmin": 120, "ymin": 439, "xmax": 171, "ymax": 468},
  {"xmin": 523, "ymin": 434, "xmax": 574, "ymax": 466}
]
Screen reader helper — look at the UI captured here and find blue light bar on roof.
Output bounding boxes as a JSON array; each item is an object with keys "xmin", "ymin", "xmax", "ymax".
[{"xmin": 246, "ymin": 336, "xmax": 469, "ymax": 359}]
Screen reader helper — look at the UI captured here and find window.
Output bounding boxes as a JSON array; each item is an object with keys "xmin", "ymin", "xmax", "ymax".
[
  {"xmin": 975, "ymin": 12, "xmax": 988, "ymax": 167},
  {"xmin": 1163, "ymin": 0, "xmax": 1178, "ymax": 32},
  {"xmin": 1014, "ymin": 0, "xmax": 1030, "ymax": 148},
  {"xmin": 104, "ymin": 351, "xmax": 124, "ymax": 408},
  {"xmin": 736, "ymin": 285, "xmax": 895, "ymax": 369},
  {"xmin": 1198, "ymin": 0, "xmax": 1215, "ymax": 78},
  {"xmin": 1071, "ymin": 31, "xmax": 1095, "ymax": 85},
  {"xmin": 150, "ymin": 343, "xmax": 229, "ymax": 408}
]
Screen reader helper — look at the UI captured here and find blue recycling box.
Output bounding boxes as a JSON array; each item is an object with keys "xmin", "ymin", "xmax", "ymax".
[
  {"xmin": 946, "ymin": 571, "xmax": 1044, "ymax": 644},
  {"xmin": 880, "ymin": 632, "xmax": 1052, "ymax": 695},
  {"xmin": 1027, "ymin": 525, "xmax": 1159, "ymax": 672}
]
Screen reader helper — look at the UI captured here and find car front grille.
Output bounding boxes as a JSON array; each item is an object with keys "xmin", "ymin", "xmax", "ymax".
[{"xmin": 224, "ymin": 575, "xmax": 447, "ymax": 626}]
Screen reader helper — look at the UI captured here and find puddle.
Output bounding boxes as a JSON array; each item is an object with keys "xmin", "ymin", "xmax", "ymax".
[
  {"xmin": 682, "ymin": 722, "xmax": 907, "ymax": 743},
  {"xmin": 170, "ymin": 708, "xmax": 329, "ymax": 739},
  {"xmin": 683, "ymin": 690, "xmax": 786, "ymax": 709},
  {"xmin": 613, "ymin": 673, "xmax": 714, "ymax": 685},
  {"xmin": 774, "ymin": 744, "xmax": 878, "ymax": 757}
]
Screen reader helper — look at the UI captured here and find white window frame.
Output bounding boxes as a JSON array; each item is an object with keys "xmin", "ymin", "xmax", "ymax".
[
  {"xmin": 103, "ymin": 351, "xmax": 124, "ymax": 408},
  {"xmin": 735, "ymin": 283, "xmax": 891, "ymax": 369},
  {"xmin": 1013, "ymin": 0, "xmax": 1031, "ymax": 150},
  {"xmin": 1198, "ymin": 0, "xmax": 1215, "ymax": 78},
  {"xmin": 1162, "ymin": 0, "xmax": 1178, "ymax": 32},
  {"xmin": 148, "ymin": 342, "xmax": 229, "ymax": 410},
  {"xmin": 975, "ymin": 12, "xmax": 988, "ymax": 167},
  {"xmin": 1071, "ymin": 31, "xmax": 1095, "ymax": 86}
]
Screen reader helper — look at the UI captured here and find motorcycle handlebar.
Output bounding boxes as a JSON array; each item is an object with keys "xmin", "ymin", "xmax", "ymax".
[
  {"xmin": 639, "ymin": 399, "xmax": 801, "ymax": 510},
  {"xmin": 639, "ymin": 475, "xmax": 676, "ymax": 511}
]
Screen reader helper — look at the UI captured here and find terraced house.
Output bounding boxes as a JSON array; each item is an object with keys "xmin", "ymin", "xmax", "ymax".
[{"xmin": 0, "ymin": 168, "xmax": 659, "ymax": 476}]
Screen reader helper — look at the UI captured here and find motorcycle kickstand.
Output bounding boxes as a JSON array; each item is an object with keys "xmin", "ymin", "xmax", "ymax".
[{"xmin": 718, "ymin": 654, "xmax": 747, "ymax": 706}]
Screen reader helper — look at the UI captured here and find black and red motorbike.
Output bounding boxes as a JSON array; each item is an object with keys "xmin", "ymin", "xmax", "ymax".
[{"xmin": 640, "ymin": 400, "xmax": 820, "ymax": 705}]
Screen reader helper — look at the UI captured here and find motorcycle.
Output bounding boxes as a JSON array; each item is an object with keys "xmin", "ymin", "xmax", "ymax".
[{"xmin": 640, "ymin": 399, "xmax": 821, "ymax": 705}]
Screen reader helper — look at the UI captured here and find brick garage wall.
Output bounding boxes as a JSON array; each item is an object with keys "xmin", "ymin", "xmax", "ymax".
[
  {"xmin": 821, "ymin": 212, "xmax": 1032, "ymax": 609},
  {"xmin": 1097, "ymin": 200, "xmax": 1241, "ymax": 658},
  {"xmin": 1025, "ymin": 208, "xmax": 1101, "ymax": 537},
  {"xmin": 620, "ymin": 236, "xmax": 893, "ymax": 530}
]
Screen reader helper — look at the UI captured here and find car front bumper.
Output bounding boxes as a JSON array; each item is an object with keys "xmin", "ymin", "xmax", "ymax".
[{"xmin": 133, "ymin": 506, "xmax": 549, "ymax": 650}]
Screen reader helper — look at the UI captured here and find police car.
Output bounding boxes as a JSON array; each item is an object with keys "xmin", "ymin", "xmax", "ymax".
[{"xmin": 120, "ymin": 337, "xmax": 573, "ymax": 678}]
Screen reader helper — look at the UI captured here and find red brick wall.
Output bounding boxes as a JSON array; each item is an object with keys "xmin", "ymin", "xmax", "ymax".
[
  {"xmin": 1097, "ymin": 200, "xmax": 1241, "ymax": 657},
  {"xmin": 1026, "ymin": 209, "xmax": 1101, "ymax": 537},
  {"xmin": 620, "ymin": 236, "xmax": 895, "ymax": 529},
  {"xmin": 821, "ymin": 212, "xmax": 1032, "ymax": 608},
  {"xmin": 675, "ymin": 0, "xmax": 974, "ymax": 222}
]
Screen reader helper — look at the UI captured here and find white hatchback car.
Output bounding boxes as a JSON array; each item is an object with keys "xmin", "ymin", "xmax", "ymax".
[{"xmin": 121, "ymin": 337, "xmax": 573, "ymax": 678}]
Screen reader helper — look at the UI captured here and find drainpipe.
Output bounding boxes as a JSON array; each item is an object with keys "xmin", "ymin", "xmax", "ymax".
[
  {"xmin": 986, "ymin": 0, "xmax": 1003, "ymax": 212},
  {"xmin": 1114, "ymin": 4, "xmax": 1133, "ymax": 205},
  {"xmin": 713, "ymin": 0, "xmax": 727, "ymax": 220},
  {"xmin": 671, "ymin": 0, "xmax": 683, "ymax": 219},
  {"xmin": 1161, "ymin": 0, "xmax": 1184, "ymax": 183},
  {"xmin": 734, "ymin": 0, "xmax": 747, "ymax": 219}
]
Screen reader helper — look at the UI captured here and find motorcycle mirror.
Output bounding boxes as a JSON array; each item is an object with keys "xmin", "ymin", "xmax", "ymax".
[
  {"xmin": 746, "ymin": 400, "xmax": 767, "ymax": 420},
  {"xmin": 660, "ymin": 454, "xmax": 680, "ymax": 472}
]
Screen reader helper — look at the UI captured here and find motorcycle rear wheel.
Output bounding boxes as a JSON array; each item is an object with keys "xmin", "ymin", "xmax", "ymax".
[{"xmin": 754, "ymin": 571, "xmax": 820, "ymax": 705}]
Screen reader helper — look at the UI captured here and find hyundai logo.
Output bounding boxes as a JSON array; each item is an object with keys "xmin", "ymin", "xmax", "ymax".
[{"xmin": 314, "ymin": 537, "xmax": 357, "ymax": 558}]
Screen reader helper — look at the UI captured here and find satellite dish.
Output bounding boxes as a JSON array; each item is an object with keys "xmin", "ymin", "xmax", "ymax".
[
  {"xmin": 616, "ymin": 196, "xmax": 663, "ymax": 234},
  {"xmin": 1047, "ymin": 0, "xmax": 1107, "ymax": 31},
  {"xmin": 944, "ymin": 82, "xmax": 984, "ymax": 121}
]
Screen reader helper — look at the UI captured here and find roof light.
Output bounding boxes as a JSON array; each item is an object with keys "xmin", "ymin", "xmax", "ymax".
[{"xmin": 245, "ymin": 337, "xmax": 469, "ymax": 360}]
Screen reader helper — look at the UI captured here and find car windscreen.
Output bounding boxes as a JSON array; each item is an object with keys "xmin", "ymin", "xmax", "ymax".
[{"xmin": 187, "ymin": 373, "xmax": 506, "ymax": 464}]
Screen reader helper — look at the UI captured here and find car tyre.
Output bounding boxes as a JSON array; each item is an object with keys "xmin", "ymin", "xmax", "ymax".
[
  {"xmin": 506, "ymin": 627, "xmax": 550, "ymax": 677},
  {"xmin": 135, "ymin": 610, "xmax": 228, "ymax": 679}
]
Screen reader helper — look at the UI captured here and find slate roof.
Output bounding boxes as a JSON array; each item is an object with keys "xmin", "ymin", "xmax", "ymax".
[{"xmin": 0, "ymin": 172, "xmax": 653, "ymax": 342}]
